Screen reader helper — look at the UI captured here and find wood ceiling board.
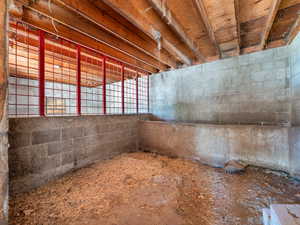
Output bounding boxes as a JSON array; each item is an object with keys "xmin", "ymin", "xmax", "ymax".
[
  {"xmin": 280, "ymin": 0, "xmax": 300, "ymax": 9},
  {"xmin": 203, "ymin": 0, "xmax": 239, "ymax": 54},
  {"xmin": 164, "ymin": 0, "xmax": 218, "ymax": 57},
  {"xmin": 240, "ymin": 0, "xmax": 272, "ymax": 23},
  {"xmin": 102, "ymin": 0, "xmax": 195, "ymax": 64},
  {"xmin": 25, "ymin": 0, "xmax": 168, "ymax": 71},
  {"xmin": 20, "ymin": 9, "xmax": 157, "ymax": 73},
  {"xmin": 240, "ymin": 16, "xmax": 267, "ymax": 47},
  {"xmin": 56, "ymin": 0, "xmax": 177, "ymax": 68},
  {"xmin": 147, "ymin": 0, "xmax": 206, "ymax": 62},
  {"xmin": 269, "ymin": 3, "xmax": 300, "ymax": 41}
]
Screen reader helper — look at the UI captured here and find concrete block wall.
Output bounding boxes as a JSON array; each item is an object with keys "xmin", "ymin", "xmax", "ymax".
[
  {"xmin": 8, "ymin": 114, "xmax": 150, "ymax": 193},
  {"xmin": 290, "ymin": 34, "xmax": 300, "ymax": 126},
  {"xmin": 138, "ymin": 121, "xmax": 299, "ymax": 177},
  {"xmin": 150, "ymin": 43, "xmax": 292, "ymax": 125}
]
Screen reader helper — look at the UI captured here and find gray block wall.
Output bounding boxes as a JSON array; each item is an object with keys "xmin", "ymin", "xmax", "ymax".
[
  {"xmin": 8, "ymin": 114, "xmax": 150, "ymax": 193},
  {"xmin": 290, "ymin": 34, "xmax": 300, "ymax": 126},
  {"xmin": 150, "ymin": 39, "xmax": 297, "ymax": 125},
  {"xmin": 138, "ymin": 121, "xmax": 292, "ymax": 173}
]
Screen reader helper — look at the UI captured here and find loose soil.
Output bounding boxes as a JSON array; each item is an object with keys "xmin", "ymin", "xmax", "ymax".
[{"xmin": 9, "ymin": 152, "xmax": 300, "ymax": 225}]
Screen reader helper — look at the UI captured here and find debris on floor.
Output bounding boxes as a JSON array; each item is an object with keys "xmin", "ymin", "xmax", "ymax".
[
  {"xmin": 9, "ymin": 152, "xmax": 300, "ymax": 225},
  {"xmin": 263, "ymin": 204, "xmax": 300, "ymax": 225},
  {"xmin": 224, "ymin": 160, "xmax": 248, "ymax": 174}
]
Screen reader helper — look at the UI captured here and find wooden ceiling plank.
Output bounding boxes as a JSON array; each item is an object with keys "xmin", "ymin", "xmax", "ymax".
[
  {"xmin": 192, "ymin": 0, "xmax": 221, "ymax": 58},
  {"xmin": 54, "ymin": 0, "xmax": 177, "ymax": 68},
  {"xmin": 147, "ymin": 0, "xmax": 206, "ymax": 63},
  {"xmin": 24, "ymin": 0, "xmax": 167, "ymax": 71},
  {"xmin": 259, "ymin": 0, "xmax": 283, "ymax": 50},
  {"xmin": 101, "ymin": 0, "xmax": 193, "ymax": 65},
  {"xmin": 234, "ymin": 0, "xmax": 241, "ymax": 54},
  {"xmin": 19, "ymin": 9, "xmax": 157, "ymax": 73},
  {"xmin": 285, "ymin": 12, "xmax": 300, "ymax": 44}
]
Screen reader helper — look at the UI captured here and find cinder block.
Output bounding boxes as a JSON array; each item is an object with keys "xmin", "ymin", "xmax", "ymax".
[
  {"xmin": 32, "ymin": 129, "xmax": 61, "ymax": 145},
  {"xmin": 9, "ymin": 132, "xmax": 31, "ymax": 148},
  {"xmin": 62, "ymin": 127, "xmax": 83, "ymax": 140},
  {"xmin": 48, "ymin": 140, "xmax": 73, "ymax": 156},
  {"xmin": 62, "ymin": 151, "xmax": 74, "ymax": 166}
]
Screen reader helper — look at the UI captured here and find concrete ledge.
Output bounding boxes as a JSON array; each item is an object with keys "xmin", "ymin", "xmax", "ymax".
[{"xmin": 138, "ymin": 120, "xmax": 300, "ymax": 175}]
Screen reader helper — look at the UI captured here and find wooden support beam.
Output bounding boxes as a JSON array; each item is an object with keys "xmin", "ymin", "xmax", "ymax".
[
  {"xmin": 147, "ymin": 0, "xmax": 206, "ymax": 63},
  {"xmin": 234, "ymin": 0, "xmax": 241, "ymax": 54},
  {"xmin": 24, "ymin": 0, "xmax": 167, "ymax": 71},
  {"xmin": 285, "ymin": 11, "xmax": 300, "ymax": 45},
  {"xmin": 101, "ymin": 0, "xmax": 193, "ymax": 65},
  {"xmin": 259, "ymin": 0, "xmax": 283, "ymax": 50},
  {"xmin": 19, "ymin": 8, "xmax": 157, "ymax": 73},
  {"xmin": 53, "ymin": 0, "xmax": 177, "ymax": 69},
  {"xmin": 192, "ymin": 0, "xmax": 221, "ymax": 58}
]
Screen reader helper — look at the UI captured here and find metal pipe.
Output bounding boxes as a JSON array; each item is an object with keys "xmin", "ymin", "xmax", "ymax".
[
  {"xmin": 136, "ymin": 71, "xmax": 139, "ymax": 114},
  {"xmin": 121, "ymin": 64, "xmax": 125, "ymax": 114},
  {"xmin": 102, "ymin": 56, "xmax": 107, "ymax": 114},
  {"xmin": 147, "ymin": 73, "xmax": 150, "ymax": 113},
  {"xmin": 76, "ymin": 45, "xmax": 81, "ymax": 115},
  {"xmin": 39, "ymin": 30, "xmax": 45, "ymax": 116}
]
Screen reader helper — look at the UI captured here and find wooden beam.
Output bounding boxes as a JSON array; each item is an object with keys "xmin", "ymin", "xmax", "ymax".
[
  {"xmin": 285, "ymin": 11, "xmax": 300, "ymax": 44},
  {"xmin": 259, "ymin": 0, "xmax": 283, "ymax": 50},
  {"xmin": 234, "ymin": 0, "xmax": 241, "ymax": 54},
  {"xmin": 24, "ymin": 0, "xmax": 167, "ymax": 71},
  {"xmin": 101, "ymin": 0, "xmax": 193, "ymax": 65},
  {"xmin": 192, "ymin": 0, "xmax": 221, "ymax": 58},
  {"xmin": 147, "ymin": 0, "xmax": 206, "ymax": 62},
  {"xmin": 52, "ymin": 0, "xmax": 177, "ymax": 69},
  {"xmin": 19, "ymin": 9, "xmax": 158, "ymax": 73}
]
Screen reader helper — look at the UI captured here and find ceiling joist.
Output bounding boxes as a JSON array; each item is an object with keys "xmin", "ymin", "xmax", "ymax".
[
  {"xmin": 192, "ymin": 0, "xmax": 221, "ymax": 58},
  {"xmin": 147, "ymin": 0, "xmax": 206, "ymax": 63},
  {"xmin": 19, "ymin": 8, "xmax": 158, "ymax": 73},
  {"xmin": 101, "ymin": 0, "xmax": 194, "ymax": 65},
  {"xmin": 24, "ymin": 0, "xmax": 167, "ymax": 71},
  {"xmin": 259, "ymin": 0, "xmax": 283, "ymax": 50},
  {"xmin": 54, "ymin": 0, "xmax": 177, "ymax": 69}
]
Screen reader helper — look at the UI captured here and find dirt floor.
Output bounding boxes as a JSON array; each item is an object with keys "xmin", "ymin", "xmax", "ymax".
[{"xmin": 9, "ymin": 152, "xmax": 300, "ymax": 225}]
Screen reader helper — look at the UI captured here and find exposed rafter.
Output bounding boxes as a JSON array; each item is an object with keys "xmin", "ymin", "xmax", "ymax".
[
  {"xmin": 192, "ymin": 0, "xmax": 221, "ymax": 58},
  {"xmin": 259, "ymin": 0, "xmax": 283, "ymax": 50},
  {"xmin": 53, "ymin": 0, "xmax": 177, "ymax": 69},
  {"xmin": 101, "ymin": 0, "xmax": 193, "ymax": 65},
  {"xmin": 24, "ymin": 0, "xmax": 168, "ymax": 71},
  {"xmin": 285, "ymin": 11, "xmax": 300, "ymax": 44},
  {"xmin": 19, "ymin": 8, "xmax": 158, "ymax": 73},
  {"xmin": 147, "ymin": 0, "xmax": 206, "ymax": 63},
  {"xmin": 234, "ymin": 0, "xmax": 241, "ymax": 54}
]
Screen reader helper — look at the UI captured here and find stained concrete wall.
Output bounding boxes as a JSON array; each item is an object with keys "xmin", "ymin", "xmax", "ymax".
[
  {"xmin": 150, "ymin": 43, "xmax": 292, "ymax": 125},
  {"xmin": 9, "ymin": 114, "xmax": 150, "ymax": 193},
  {"xmin": 290, "ymin": 34, "xmax": 300, "ymax": 126},
  {"xmin": 289, "ymin": 34, "xmax": 300, "ymax": 178},
  {"xmin": 0, "ymin": 1, "xmax": 8, "ymax": 224},
  {"xmin": 138, "ymin": 121, "xmax": 298, "ymax": 176}
]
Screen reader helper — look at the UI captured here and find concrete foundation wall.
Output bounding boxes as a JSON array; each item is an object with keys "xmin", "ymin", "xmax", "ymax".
[
  {"xmin": 290, "ymin": 34, "xmax": 300, "ymax": 126},
  {"xmin": 150, "ymin": 43, "xmax": 294, "ymax": 125},
  {"xmin": 138, "ymin": 121, "xmax": 300, "ymax": 177},
  {"xmin": 9, "ymin": 114, "xmax": 150, "ymax": 193}
]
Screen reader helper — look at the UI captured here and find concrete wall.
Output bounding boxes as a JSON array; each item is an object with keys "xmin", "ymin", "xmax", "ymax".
[
  {"xmin": 150, "ymin": 43, "xmax": 292, "ymax": 125},
  {"xmin": 290, "ymin": 34, "xmax": 300, "ymax": 126},
  {"xmin": 8, "ymin": 114, "xmax": 149, "ymax": 193},
  {"xmin": 138, "ymin": 121, "xmax": 299, "ymax": 177},
  {"xmin": 0, "ymin": 1, "xmax": 8, "ymax": 224}
]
